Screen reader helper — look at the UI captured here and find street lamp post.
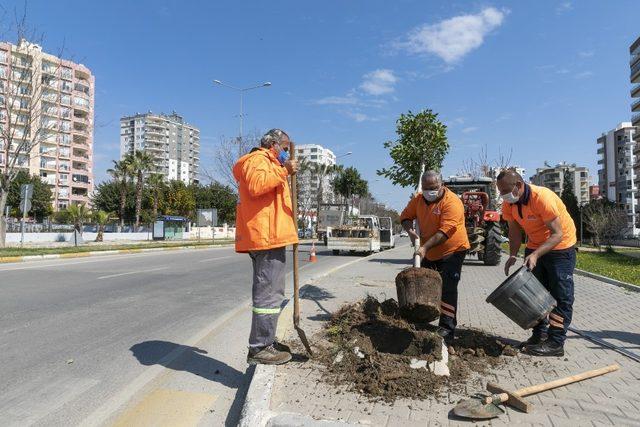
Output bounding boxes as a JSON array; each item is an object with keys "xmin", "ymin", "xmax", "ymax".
[{"xmin": 212, "ymin": 80, "xmax": 271, "ymax": 144}]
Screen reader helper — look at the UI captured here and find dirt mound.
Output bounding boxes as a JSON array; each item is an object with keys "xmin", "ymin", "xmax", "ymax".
[{"xmin": 318, "ymin": 296, "xmax": 518, "ymax": 402}]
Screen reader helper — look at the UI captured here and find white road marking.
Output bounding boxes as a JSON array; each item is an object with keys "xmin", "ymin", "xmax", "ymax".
[
  {"xmin": 197, "ymin": 255, "xmax": 236, "ymax": 263},
  {"xmin": 97, "ymin": 267, "xmax": 168, "ymax": 280},
  {"xmin": 0, "ymin": 247, "xmax": 233, "ymax": 272}
]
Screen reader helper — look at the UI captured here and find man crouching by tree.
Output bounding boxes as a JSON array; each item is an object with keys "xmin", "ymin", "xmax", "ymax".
[
  {"xmin": 400, "ymin": 171, "xmax": 470, "ymax": 345},
  {"xmin": 233, "ymin": 129, "xmax": 299, "ymax": 365},
  {"xmin": 499, "ymin": 169, "xmax": 577, "ymax": 357}
]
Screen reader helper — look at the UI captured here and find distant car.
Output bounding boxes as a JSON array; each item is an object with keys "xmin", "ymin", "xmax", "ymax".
[{"xmin": 399, "ymin": 231, "xmax": 408, "ymax": 237}]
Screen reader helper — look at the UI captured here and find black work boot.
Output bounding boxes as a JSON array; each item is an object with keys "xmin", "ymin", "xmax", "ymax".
[
  {"xmin": 437, "ymin": 327, "xmax": 455, "ymax": 346},
  {"xmin": 526, "ymin": 340, "xmax": 564, "ymax": 357},
  {"xmin": 247, "ymin": 344, "xmax": 292, "ymax": 365},
  {"xmin": 519, "ymin": 332, "xmax": 548, "ymax": 350}
]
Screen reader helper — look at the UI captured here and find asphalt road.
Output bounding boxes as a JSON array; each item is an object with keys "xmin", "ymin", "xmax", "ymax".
[{"xmin": 0, "ymin": 241, "xmax": 405, "ymax": 426}]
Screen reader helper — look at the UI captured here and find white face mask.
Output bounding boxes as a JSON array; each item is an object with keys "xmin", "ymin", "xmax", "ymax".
[
  {"xmin": 423, "ymin": 189, "xmax": 440, "ymax": 202},
  {"xmin": 501, "ymin": 186, "xmax": 521, "ymax": 204}
]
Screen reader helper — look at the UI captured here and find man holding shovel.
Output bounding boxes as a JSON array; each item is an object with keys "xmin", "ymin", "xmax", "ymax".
[
  {"xmin": 233, "ymin": 128, "xmax": 299, "ymax": 365},
  {"xmin": 498, "ymin": 169, "xmax": 577, "ymax": 357},
  {"xmin": 400, "ymin": 171, "xmax": 470, "ymax": 344}
]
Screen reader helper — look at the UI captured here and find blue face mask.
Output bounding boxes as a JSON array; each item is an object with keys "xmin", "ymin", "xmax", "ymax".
[{"xmin": 278, "ymin": 149, "xmax": 289, "ymax": 165}]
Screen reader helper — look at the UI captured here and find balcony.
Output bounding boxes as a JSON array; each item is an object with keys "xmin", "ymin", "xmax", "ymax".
[
  {"xmin": 632, "ymin": 84, "xmax": 640, "ymax": 98},
  {"xmin": 633, "ymin": 112, "xmax": 640, "ymax": 126},
  {"xmin": 633, "ymin": 60, "xmax": 640, "ymax": 83},
  {"xmin": 632, "ymin": 98, "xmax": 640, "ymax": 112}
]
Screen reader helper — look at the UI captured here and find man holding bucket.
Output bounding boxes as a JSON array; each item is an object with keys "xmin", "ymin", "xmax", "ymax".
[
  {"xmin": 498, "ymin": 169, "xmax": 577, "ymax": 357},
  {"xmin": 400, "ymin": 171, "xmax": 470, "ymax": 345}
]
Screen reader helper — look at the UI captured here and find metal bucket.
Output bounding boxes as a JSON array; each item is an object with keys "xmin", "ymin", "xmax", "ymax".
[{"xmin": 486, "ymin": 266, "xmax": 556, "ymax": 329}]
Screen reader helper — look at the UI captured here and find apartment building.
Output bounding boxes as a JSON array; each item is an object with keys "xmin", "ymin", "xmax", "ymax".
[
  {"xmin": 120, "ymin": 112, "xmax": 200, "ymax": 184},
  {"xmin": 530, "ymin": 162, "xmax": 590, "ymax": 205},
  {"xmin": 630, "ymin": 35, "xmax": 640, "ymax": 222},
  {"xmin": 295, "ymin": 144, "xmax": 337, "ymax": 211},
  {"xmin": 597, "ymin": 122, "xmax": 638, "ymax": 236},
  {"xmin": 0, "ymin": 39, "xmax": 94, "ymax": 210}
]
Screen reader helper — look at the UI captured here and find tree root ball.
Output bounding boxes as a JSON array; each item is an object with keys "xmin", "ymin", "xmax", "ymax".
[{"xmin": 395, "ymin": 267, "xmax": 442, "ymax": 322}]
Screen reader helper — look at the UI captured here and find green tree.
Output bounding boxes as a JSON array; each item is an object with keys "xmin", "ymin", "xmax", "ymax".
[
  {"xmin": 377, "ymin": 109, "xmax": 449, "ymax": 188},
  {"xmin": 66, "ymin": 204, "xmax": 91, "ymax": 233},
  {"xmin": 332, "ymin": 167, "xmax": 369, "ymax": 207},
  {"xmin": 107, "ymin": 160, "xmax": 131, "ymax": 227},
  {"xmin": 124, "ymin": 150, "xmax": 155, "ymax": 229},
  {"xmin": 146, "ymin": 173, "xmax": 166, "ymax": 220},
  {"xmin": 192, "ymin": 181, "xmax": 238, "ymax": 224},
  {"xmin": 93, "ymin": 210, "xmax": 115, "ymax": 242},
  {"xmin": 560, "ymin": 169, "xmax": 580, "ymax": 239},
  {"xmin": 92, "ymin": 180, "xmax": 137, "ymax": 223},
  {"xmin": 7, "ymin": 171, "xmax": 53, "ymax": 221},
  {"xmin": 166, "ymin": 180, "xmax": 196, "ymax": 218}
]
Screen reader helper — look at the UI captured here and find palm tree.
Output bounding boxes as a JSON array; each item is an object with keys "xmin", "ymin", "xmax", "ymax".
[
  {"xmin": 107, "ymin": 159, "xmax": 130, "ymax": 228},
  {"xmin": 66, "ymin": 204, "xmax": 91, "ymax": 234},
  {"xmin": 146, "ymin": 173, "xmax": 165, "ymax": 220},
  {"xmin": 126, "ymin": 150, "xmax": 155, "ymax": 229},
  {"xmin": 93, "ymin": 210, "xmax": 115, "ymax": 242}
]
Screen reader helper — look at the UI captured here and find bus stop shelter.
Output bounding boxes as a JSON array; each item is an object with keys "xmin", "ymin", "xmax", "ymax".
[{"xmin": 153, "ymin": 215, "xmax": 189, "ymax": 240}]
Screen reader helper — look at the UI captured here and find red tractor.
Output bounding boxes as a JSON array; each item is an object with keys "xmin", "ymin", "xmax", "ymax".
[{"xmin": 443, "ymin": 176, "xmax": 504, "ymax": 266}]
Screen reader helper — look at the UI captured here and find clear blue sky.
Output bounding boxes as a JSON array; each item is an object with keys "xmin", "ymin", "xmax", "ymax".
[{"xmin": 5, "ymin": 1, "xmax": 638, "ymax": 210}]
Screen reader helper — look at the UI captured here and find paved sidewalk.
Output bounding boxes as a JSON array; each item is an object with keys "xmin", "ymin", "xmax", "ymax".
[{"xmin": 268, "ymin": 243, "xmax": 640, "ymax": 426}]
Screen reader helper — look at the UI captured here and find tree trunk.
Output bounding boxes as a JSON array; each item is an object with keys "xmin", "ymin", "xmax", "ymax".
[
  {"xmin": 395, "ymin": 267, "xmax": 442, "ymax": 323},
  {"xmin": 0, "ymin": 189, "xmax": 7, "ymax": 248},
  {"xmin": 135, "ymin": 173, "xmax": 142, "ymax": 229},
  {"xmin": 119, "ymin": 185, "xmax": 126, "ymax": 228},
  {"xmin": 152, "ymin": 195, "xmax": 158, "ymax": 221},
  {"xmin": 95, "ymin": 225, "xmax": 104, "ymax": 242}
]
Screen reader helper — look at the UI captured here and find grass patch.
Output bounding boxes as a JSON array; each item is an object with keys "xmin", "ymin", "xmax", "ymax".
[
  {"xmin": 576, "ymin": 251, "xmax": 640, "ymax": 286},
  {"xmin": 500, "ymin": 242, "xmax": 524, "ymax": 256},
  {"xmin": 0, "ymin": 239, "xmax": 233, "ymax": 258}
]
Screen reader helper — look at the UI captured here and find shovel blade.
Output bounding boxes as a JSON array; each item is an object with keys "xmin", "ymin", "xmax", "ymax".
[
  {"xmin": 295, "ymin": 324, "xmax": 313, "ymax": 356},
  {"xmin": 453, "ymin": 397, "xmax": 504, "ymax": 420}
]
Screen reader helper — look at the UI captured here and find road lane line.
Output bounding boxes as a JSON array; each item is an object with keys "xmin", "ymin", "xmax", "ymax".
[
  {"xmin": 0, "ymin": 247, "xmax": 234, "ymax": 272},
  {"xmin": 197, "ymin": 255, "xmax": 236, "ymax": 263},
  {"xmin": 97, "ymin": 267, "xmax": 169, "ymax": 280}
]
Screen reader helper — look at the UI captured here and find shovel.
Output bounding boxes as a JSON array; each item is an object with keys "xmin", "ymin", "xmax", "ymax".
[
  {"xmin": 453, "ymin": 364, "xmax": 620, "ymax": 420},
  {"xmin": 289, "ymin": 142, "xmax": 313, "ymax": 356}
]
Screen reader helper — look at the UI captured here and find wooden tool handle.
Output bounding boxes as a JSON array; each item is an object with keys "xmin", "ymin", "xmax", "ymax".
[
  {"xmin": 290, "ymin": 142, "xmax": 300, "ymax": 326},
  {"xmin": 516, "ymin": 364, "xmax": 620, "ymax": 397},
  {"xmin": 484, "ymin": 364, "xmax": 620, "ymax": 406}
]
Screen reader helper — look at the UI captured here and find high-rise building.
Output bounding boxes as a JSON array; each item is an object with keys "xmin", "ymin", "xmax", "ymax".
[
  {"xmin": 295, "ymin": 144, "xmax": 337, "ymax": 214},
  {"xmin": 0, "ymin": 39, "xmax": 94, "ymax": 210},
  {"xmin": 597, "ymin": 122, "xmax": 638, "ymax": 236},
  {"xmin": 120, "ymin": 112, "xmax": 200, "ymax": 184},
  {"xmin": 631, "ymin": 35, "xmax": 640, "ymax": 132},
  {"xmin": 530, "ymin": 162, "xmax": 590, "ymax": 205}
]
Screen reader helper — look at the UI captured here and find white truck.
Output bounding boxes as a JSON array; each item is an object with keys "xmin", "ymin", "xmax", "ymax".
[
  {"xmin": 326, "ymin": 215, "xmax": 381, "ymax": 255},
  {"xmin": 379, "ymin": 216, "xmax": 395, "ymax": 250}
]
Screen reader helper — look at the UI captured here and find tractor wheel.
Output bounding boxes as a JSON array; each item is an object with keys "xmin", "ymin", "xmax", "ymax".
[{"xmin": 483, "ymin": 223, "xmax": 502, "ymax": 266}]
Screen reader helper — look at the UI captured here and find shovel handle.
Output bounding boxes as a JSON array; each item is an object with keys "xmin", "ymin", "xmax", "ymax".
[
  {"xmin": 515, "ymin": 364, "xmax": 619, "ymax": 397},
  {"xmin": 484, "ymin": 363, "xmax": 620, "ymax": 405},
  {"xmin": 290, "ymin": 142, "xmax": 300, "ymax": 326},
  {"xmin": 413, "ymin": 236, "xmax": 421, "ymax": 268}
]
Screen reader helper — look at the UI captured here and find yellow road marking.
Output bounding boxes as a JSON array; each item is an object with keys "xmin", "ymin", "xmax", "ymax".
[{"xmin": 111, "ymin": 388, "xmax": 217, "ymax": 427}]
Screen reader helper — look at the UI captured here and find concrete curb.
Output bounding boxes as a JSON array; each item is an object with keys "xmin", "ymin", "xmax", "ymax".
[
  {"xmin": 238, "ymin": 245, "xmax": 410, "ymax": 427},
  {"xmin": 0, "ymin": 242, "xmax": 234, "ymax": 264},
  {"xmin": 574, "ymin": 268, "xmax": 638, "ymax": 292},
  {"xmin": 501, "ymin": 249, "xmax": 639, "ymax": 292}
]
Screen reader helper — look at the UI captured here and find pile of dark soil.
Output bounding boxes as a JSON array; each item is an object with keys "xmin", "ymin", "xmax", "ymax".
[{"xmin": 317, "ymin": 296, "xmax": 518, "ymax": 402}]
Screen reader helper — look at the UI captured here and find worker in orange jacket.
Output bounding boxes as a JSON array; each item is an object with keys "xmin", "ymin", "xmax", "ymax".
[
  {"xmin": 400, "ymin": 171, "xmax": 471, "ymax": 345},
  {"xmin": 233, "ymin": 129, "xmax": 299, "ymax": 365}
]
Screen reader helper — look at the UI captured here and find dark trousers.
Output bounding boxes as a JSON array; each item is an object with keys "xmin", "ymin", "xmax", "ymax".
[
  {"xmin": 248, "ymin": 247, "xmax": 286, "ymax": 350},
  {"xmin": 525, "ymin": 247, "xmax": 576, "ymax": 345},
  {"xmin": 421, "ymin": 251, "xmax": 466, "ymax": 334}
]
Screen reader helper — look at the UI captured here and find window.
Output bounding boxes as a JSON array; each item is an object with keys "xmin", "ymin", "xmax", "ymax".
[
  {"xmin": 0, "ymin": 51, "xmax": 6, "ymax": 62},
  {"xmin": 61, "ymin": 95, "xmax": 71, "ymax": 105},
  {"xmin": 61, "ymin": 68, "xmax": 72, "ymax": 79}
]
